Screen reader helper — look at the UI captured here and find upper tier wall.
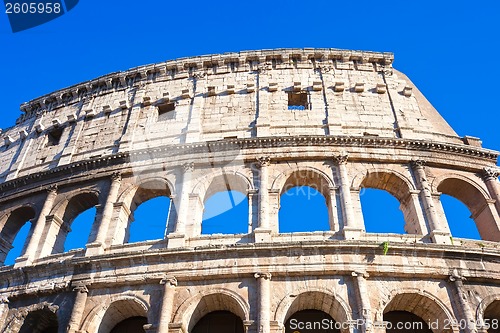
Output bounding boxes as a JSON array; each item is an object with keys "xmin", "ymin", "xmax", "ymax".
[{"xmin": 0, "ymin": 48, "xmax": 471, "ymax": 183}]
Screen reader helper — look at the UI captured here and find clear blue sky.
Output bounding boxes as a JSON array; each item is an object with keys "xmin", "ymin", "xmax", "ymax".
[{"xmin": 1, "ymin": 1, "xmax": 499, "ymax": 263}]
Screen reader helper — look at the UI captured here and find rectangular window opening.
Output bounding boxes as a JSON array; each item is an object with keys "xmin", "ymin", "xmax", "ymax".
[
  {"xmin": 46, "ymin": 127, "xmax": 64, "ymax": 147},
  {"xmin": 157, "ymin": 103, "xmax": 176, "ymax": 121},
  {"xmin": 287, "ymin": 92, "xmax": 309, "ymax": 111}
]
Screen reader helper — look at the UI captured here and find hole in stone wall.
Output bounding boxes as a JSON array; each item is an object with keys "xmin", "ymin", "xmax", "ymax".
[
  {"xmin": 279, "ymin": 186, "xmax": 329, "ymax": 233},
  {"xmin": 285, "ymin": 310, "xmax": 340, "ymax": 333},
  {"xmin": 440, "ymin": 194, "xmax": 481, "ymax": 240},
  {"xmin": 110, "ymin": 316, "xmax": 148, "ymax": 333},
  {"xmin": 192, "ymin": 311, "xmax": 244, "ymax": 333},
  {"xmin": 3, "ymin": 221, "xmax": 31, "ymax": 266},
  {"xmin": 157, "ymin": 102, "xmax": 176, "ymax": 121},
  {"xmin": 46, "ymin": 127, "xmax": 64, "ymax": 146},
  {"xmin": 128, "ymin": 196, "xmax": 170, "ymax": 243},
  {"xmin": 63, "ymin": 206, "xmax": 96, "ymax": 252},
  {"xmin": 383, "ymin": 311, "xmax": 432, "ymax": 333},
  {"xmin": 288, "ymin": 92, "xmax": 309, "ymax": 110},
  {"xmin": 361, "ymin": 188, "xmax": 406, "ymax": 234},
  {"xmin": 202, "ymin": 190, "xmax": 248, "ymax": 235}
]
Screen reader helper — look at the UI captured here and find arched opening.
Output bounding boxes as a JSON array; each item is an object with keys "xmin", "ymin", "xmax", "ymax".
[
  {"xmin": 98, "ymin": 299, "xmax": 149, "ymax": 333},
  {"xmin": 191, "ymin": 311, "xmax": 244, "ymax": 333},
  {"xmin": 279, "ymin": 186, "xmax": 329, "ymax": 232},
  {"xmin": 361, "ymin": 189, "xmax": 406, "ymax": 234},
  {"xmin": 201, "ymin": 174, "xmax": 249, "ymax": 235},
  {"xmin": 202, "ymin": 190, "xmax": 248, "ymax": 234},
  {"xmin": 360, "ymin": 171, "xmax": 422, "ymax": 235},
  {"xmin": 110, "ymin": 316, "xmax": 148, "ymax": 333},
  {"xmin": 129, "ymin": 196, "xmax": 171, "ymax": 243},
  {"xmin": 278, "ymin": 170, "xmax": 332, "ymax": 233},
  {"xmin": 52, "ymin": 192, "xmax": 99, "ymax": 254},
  {"xmin": 0, "ymin": 206, "xmax": 36, "ymax": 265},
  {"xmin": 280, "ymin": 291, "xmax": 350, "ymax": 333},
  {"xmin": 64, "ymin": 206, "xmax": 96, "ymax": 252},
  {"xmin": 484, "ymin": 300, "xmax": 500, "ymax": 333},
  {"xmin": 284, "ymin": 310, "xmax": 339, "ymax": 333},
  {"xmin": 437, "ymin": 178, "xmax": 496, "ymax": 240},
  {"xmin": 383, "ymin": 311, "xmax": 432, "ymax": 333},
  {"xmin": 383, "ymin": 293, "xmax": 453, "ymax": 333},
  {"xmin": 440, "ymin": 194, "xmax": 480, "ymax": 240},
  {"xmin": 125, "ymin": 180, "xmax": 172, "ymax": 243},
  {"xmin": 19, "ymin": 309, "xmax": 59, "ymax": 333}
]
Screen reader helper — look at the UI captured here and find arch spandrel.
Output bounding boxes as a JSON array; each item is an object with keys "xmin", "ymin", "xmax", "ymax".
[
  {"xmin": 352, "ymin": 168, "xmax": 416, "ymax": 202},
  {"xmin": 270, "ymin": 165, "xmax": 336, "ymax": 198},
  {"xmin": 191, "ymin": 169, "xmax": 254, "ymax": 203}
]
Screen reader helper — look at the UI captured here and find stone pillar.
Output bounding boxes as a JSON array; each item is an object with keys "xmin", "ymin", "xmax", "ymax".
[
  {"xmin": 255, "ymin": 272, "xmax": 272, "ymax": 333},
  {"xmin": 483, "ymin": 167, "xmax": 500, "ymax": 215},
  {"xmin": 352, "ymin": 272, "xmax": 372, "ymax": 333},
  {"xmin": 157, "ymin": 276, "xmax": 178, "ymax": 333},
  {"xmin": 255, "ymin": 157, "xmax": 272, "ymax": 242},
  {"xmin": 410, "ymin": 160, "xmax": 450, "ymax": 244},
  {"xmin": 168, "ymin": 163, "xmax": 193, "ymax": 248},
  {"xmin": 247, "ymin": 189, "xmax": 258, "ymax": 234},
  {"xmin": 16, "ymin": 185, "xmax": 58, "ymax": 266},
  {"xmin": 328, "ymin": 187, "xmax": 340, "ymax": 232},
  {"xmin": 449, "ymin": 272, "xmax": 475, "ymax": 333},
  {"xmin": 87, "ymin": 173, "xmax": 122, "ymax": 255},
  {"xmin": 334, "ymin": 155, "xmax": 361, "ymax": 239},
  {"xmin": 67, "ymin": 284, "xmax": 89, "ymax": 333},
  {"xmin": 0, "ymin": 297, "xmax": 9, "ymax": 326}
]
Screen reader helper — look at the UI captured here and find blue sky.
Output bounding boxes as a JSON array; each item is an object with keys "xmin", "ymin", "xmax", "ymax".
[{"xmin": 1, "ymin": 1, "xmax": 499, "ymax": 262}]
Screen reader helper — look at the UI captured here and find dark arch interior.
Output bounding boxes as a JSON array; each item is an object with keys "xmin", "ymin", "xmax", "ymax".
[
  {"xmin": 19, "ymin": 309, "xmax": 59, "ymax": 333},
  {"xmin": 383, "ymin": 311, "xmax": 432, "ymax": 333},
  {"xmin": 285, "ymin": 309, "xmax": 340, "ymax": 333},
  {"xmin": 202, "ymin": 190, "xmax": 248, "ymax": 235},
  {"xmin": 279, "ymin": 186, "xmax": 329, "ymax": 233},
  {"xmin": 191, "ymin": 310, "xmax": 244, "ymax": 333},
  {"xmin": 484, "ymin": 300, "xmax": 500, "ymax": 333},
  {"xmin": 361, "ymin": 188, "xmax": 406, "ymax": 234},
  {"xmin": 110, "ymin": 316, "xmax": 147, "ymax": 333}
]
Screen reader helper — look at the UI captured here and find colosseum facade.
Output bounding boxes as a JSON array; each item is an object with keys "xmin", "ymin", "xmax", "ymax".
[{"xmin": 0, "ymin": 48, "xmax": 499, "ymax": 333}]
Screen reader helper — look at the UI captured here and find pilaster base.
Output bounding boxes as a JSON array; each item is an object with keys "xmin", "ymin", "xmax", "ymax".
[
  {"xmin": 254, "ymin": 228, "xmax": 273, "ymax": 243},
  {"xmin": 85, "ymin": 242, "xmax": 104, "ymax": 256},
  {"xmin": 167, "ymin": 233, "xmax": 186, "ymax": 248},
  {"xmin": 430, "ymin": 230, "xmax": 452, "ymax": 244},
  {"xmin": 13, "ymin": 255, "xmax": 30, "ymax": 268},
  {"xmin": 343, "ymin": 227, "xmax": 363, "ymax": 240}
]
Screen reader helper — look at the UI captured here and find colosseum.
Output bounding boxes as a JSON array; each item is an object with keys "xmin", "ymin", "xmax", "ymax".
[{"xmin": 0, "ymin": 48, "xmax": 499, "ymax": 333}]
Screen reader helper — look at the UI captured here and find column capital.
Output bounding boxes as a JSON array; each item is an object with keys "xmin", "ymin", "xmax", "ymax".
[
  {"xmin": 333, "ymin": 154, "xmax": 348, "ymax": 165},
  {"xmin": 72, "ymin": 285, "xmax": 89, "ymax": 294},
  {"xmin": 482, "ymin": 167, "xmax": 499, "ymax": 181},
  {"xmin": 111, "ymin": 172, "xmax": 122, "ymax": 182},
  {"xmin": 254, "ymin": 272, "xmax": 272, "ymax": 280},
  {"xmin": 410, "ymin": 159, "xmax": 426, "ymax": 168},
  {"xmin": 256, "ymin": 156, "xmax": 271, "ymax": 168},
  {"xmin": 160, "ymin": 276, "xmax": 178, "ymax": 287},
  {"xmin": 351, "ymin": 271, "xmax": 369, "ymax": 278},
  {"xmin": 46, "ymin": 184, "xmax": 58, "ymax": 194},
  {"xmin": 449, "ymin": 270, "xmax": 466, "ymax": 282},
  {"xmin": 0, "ymin": 296, "xmax": 9, "ymax": 304},
  {"xmin": 182, "ymin": 162, "xmax": 194, "ymax": 172}
]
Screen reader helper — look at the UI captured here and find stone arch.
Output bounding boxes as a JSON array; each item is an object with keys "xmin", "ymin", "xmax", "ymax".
[
  {"xmin": 432, "ymin": 174, "xmax": 500, "ymax": 241},
  {"xmin": 377, "ymin": 288, "xmax": 455, "ymax": 333},
  {"xmin": 81, "ymin": 295, "xmax": 150, "ymax": 333},
  {"xmin": 172, "ymin": 288, "xmax": 250, "ymax": 333},
  {"xmin": 0, "ymin": 205, "xmax": 36, "ymax": 265},
  {"xmin": 274, "ymin": 287, "xmax": 352, "ymax": 333},
  {"xmin": 476, "ymin": 293, "xmax": 500, "ymax": 326},
  {"xmin": 354, "ymin": 168, "xmax": 425, "ymax": 235},
  {"xmin": 192, "ymin": 170, "xmax": 253, "ymax": 235},
  {"xmin": 1, "ymin": 302, "xmax": 59, "ymax": 333},
  {"xmin": 113, "ymin": 177, "xmax": 174, "ymax": 244},
  {"xmin": 272, "ymin": 166, "xmax": 336, "ymax": 232}
]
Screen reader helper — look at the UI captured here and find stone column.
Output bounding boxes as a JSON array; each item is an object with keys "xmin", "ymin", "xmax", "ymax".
[
  {"xmin": 483, "ymin": 167, "xmax": 500, "ymax": 215},
  {"xmin": 87, "ymin": 173, "xmax": 122, "ymax": 255},
  {"xmin": 168, "ymin": 163, "xmax": 193, "ymax": 248},
  {"xmin": 16, "ymin": 185, "xmax": 58, "ymax": 266},
  {"xmin": 67, "ymin": 284, "xmax": 89, "ymax": 333},
  {"xmin": 328, "ymin": 187, "xmax": 340, "ymax": 232},
  {"xmin": 449, "ymin": 272, "xmax": 475, "ymax": 333},
  {"xmin": 410, "ymin": 160, "xmax": 450, "ymax": 244},
  {"xmin": 157, "ymin": 276, "xmax": 178, "ymax": 333},
  {"xmin": 0, "ymin": 297, "xmax": 9, "ymax": 326},
  {"xmin": 352, "ymin": 272, "xmax": 372, "ymax": 333},
  {"xmin": 255, "ymin": 157, "xmax": 272, "ymax": 242},
  {"xmin": 334, "ymin": 155, "xmax": 360, "ymax": 239},
  {"xmin": 247, "ymin": 189, "xmax": 258, "ymax": 234},
  {"xmin": 255, "ymin": 273, "xmax": 272, "ymax": 333}
]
